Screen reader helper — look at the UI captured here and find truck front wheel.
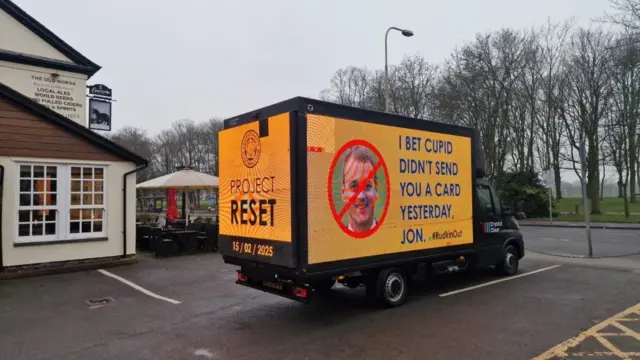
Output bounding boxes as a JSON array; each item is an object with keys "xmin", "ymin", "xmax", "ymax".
[
  {"xmin": 375, "ymin": 267, "xmax": 408, "ymax": 307},
  {"xmin": 496, "ymin": 245, "xmax": 519, "ymax": 276}
]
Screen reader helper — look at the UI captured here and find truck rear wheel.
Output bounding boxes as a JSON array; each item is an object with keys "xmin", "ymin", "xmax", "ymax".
[
  {"xmin": 496, "ymin": 245, "xmax": 519, "ymax": 276},
  {"xmin": 376, "ymin": 267, "xmax": 408, "ymax": 307}
]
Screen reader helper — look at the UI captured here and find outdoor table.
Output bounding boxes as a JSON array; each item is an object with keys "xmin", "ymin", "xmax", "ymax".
[
  {"xmin": 136, "ymin": 224, "xmax": 163, "ymax": 251},
  {"xmin": 161, "ymin": 230, "xmax": 199, "ymax": 253}
]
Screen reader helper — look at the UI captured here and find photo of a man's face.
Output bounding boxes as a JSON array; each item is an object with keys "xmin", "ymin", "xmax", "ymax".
[{"xmin": 341, "ymin": 145, "xmax": 379, "ymax": 233}]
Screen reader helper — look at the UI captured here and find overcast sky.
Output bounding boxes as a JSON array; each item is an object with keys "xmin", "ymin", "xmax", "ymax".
[{"xmin": 12, "ymin": 0, "xmax": 614, "ymax": 136}]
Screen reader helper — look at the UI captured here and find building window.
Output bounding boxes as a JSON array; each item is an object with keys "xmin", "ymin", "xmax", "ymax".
[
  {"xmin": 18, "ymin": 164, "xmax": 59, "ymax": 241},
  {"xmin": 15, "ymin": 163, "xmax": 107, "ymax": 243},
  {"xmin": 69, "ymin": 166, "xmax": 105, "ymax": 236}
]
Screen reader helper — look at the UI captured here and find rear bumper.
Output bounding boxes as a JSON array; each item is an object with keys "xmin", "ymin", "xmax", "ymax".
[
  {"xmin": 235, "ymin": 270, "xmax": 311, "ymax": 304},
  {"xmin": 223, "ymin": 255, "xmax": 302, "ymax": 278}
]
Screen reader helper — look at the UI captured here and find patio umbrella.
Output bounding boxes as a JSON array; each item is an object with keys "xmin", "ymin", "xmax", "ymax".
[
  {"xmin": 166, "ymin": 188, "xmax": 179, "ymax": 222},
  {"xmin": 136, "ymin": 168, "xmax": 219, "ymax": 191},
  {"xmin": 137, "ymin": 168, "xmax": 219, "ymax": 221}
]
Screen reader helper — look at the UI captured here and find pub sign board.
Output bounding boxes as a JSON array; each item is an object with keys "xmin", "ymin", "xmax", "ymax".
[
  {"xmin": 88, "ymin": 84, "xmax": 112, "ymax": 99},
  {"xmin": 88, "ymin": 97, "xmax": 112, "ymax": 131}
]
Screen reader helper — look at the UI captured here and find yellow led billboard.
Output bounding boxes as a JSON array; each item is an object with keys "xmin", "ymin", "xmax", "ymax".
[
  {"xmin": 306, "ymin": 114, "xmax": 474, "ymax": 264},
  {"xmin": 218, "ymin": 113, "xmax": 292, "ymax": 243}
]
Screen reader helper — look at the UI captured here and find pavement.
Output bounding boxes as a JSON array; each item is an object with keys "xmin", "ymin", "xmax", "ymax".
[{"xmin": 0, "ymin": 247, "xmax": 639, "ymax": 360}]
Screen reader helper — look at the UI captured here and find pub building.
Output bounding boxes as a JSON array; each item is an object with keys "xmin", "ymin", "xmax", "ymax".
[{"xmin": 0, "ymin": 0, "xmax": 147, "ymax": 277}]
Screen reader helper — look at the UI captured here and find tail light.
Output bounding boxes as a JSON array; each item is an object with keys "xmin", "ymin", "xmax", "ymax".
[
  {"xmin": 293, "ymin": 287, "xmax": 308, "ymax": 299},
  {"xmin": 237, "ymin": 273, "xmax": 248, "ymax": 282}
]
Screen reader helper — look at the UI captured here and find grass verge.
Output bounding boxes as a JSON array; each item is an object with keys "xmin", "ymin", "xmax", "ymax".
[
  {"xmin": 531, "ymin": 213, "xmax": 640, "ymax": 223},
  {"xmin": 555, "ymin": 197, "xmax": 640, "ymax": 214}
]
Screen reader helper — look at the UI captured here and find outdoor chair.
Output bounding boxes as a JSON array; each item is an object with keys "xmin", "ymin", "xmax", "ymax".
[
  {"xmin": 136, "ymin": 225, "xmax": 156, "ymax": 251},
  {"xmin": 198, "ymin": 223, "xmax": 218, "ymax": 252},
  {"xmin": 187, "ymin": 222, "xmax": 204, "ymax": 233},
  {"xmin": 181, "ymin": 231, "xmax": 200, "ymax": 253},
  {"xmin": 152, "ymin": 229, "xmax": 179, "ymax": 257}
]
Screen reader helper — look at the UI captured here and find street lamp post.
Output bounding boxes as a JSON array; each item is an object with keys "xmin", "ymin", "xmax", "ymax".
[
  {"xmin": 385, "ymin": 26, "xmax": 414, "ymax": 113},
  {"xmin": 579, "ymin": 139, "xmax": 593, "ymax": 257}
]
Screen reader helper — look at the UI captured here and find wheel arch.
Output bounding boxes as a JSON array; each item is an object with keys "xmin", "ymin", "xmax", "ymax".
[{"xmin": 503, "ymin": 236, "xmax": 524, "ymax": 259}]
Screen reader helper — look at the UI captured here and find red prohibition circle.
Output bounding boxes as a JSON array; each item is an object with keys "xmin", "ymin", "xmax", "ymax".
[{"xmin": 327, "ymin": 139, "xmax": 391, "ymax": 239}]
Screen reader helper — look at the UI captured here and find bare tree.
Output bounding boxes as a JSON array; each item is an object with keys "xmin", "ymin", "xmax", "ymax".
[
  {"xmin": 511, "ymin": 28, "xmax": 543, "ymax": 172},
  {"xmin": 435, "ymin": 29, "xmax": 530, "ymax": 176},
  {"xmin": 603, "ymin": 107, "xmax": 632, "ymax": 213},
  {"xmin": 538, "ymin": 18, "xmax": 575, "ymax": 198},
  {"xmin": 558, "ymin": 27, "xmax": 614, "ymax": 214},
  {"xmin": 200, "ymin": 118, "xmax": 224, "ymax": 176},
  {"xmin": 105, "ymin": 126, "xmax": 155, "ymax": 182},
  {"xmin": 319, "ymin": 66, "xmax": 375, "ymax": 108},
  {"xmin": 608, "ymin": 31, "xmax": 640, "ymax": 205},
  {"xmin": 603, "ymin": 0, "xmax": 640, "ymax": 32},
  {"xmin": 390, "ymin": 55, "xmax": 439, "ymax": 120}
]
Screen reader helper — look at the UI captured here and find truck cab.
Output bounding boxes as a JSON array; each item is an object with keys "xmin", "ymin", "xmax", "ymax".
[{"xmin": 472, "ymin": 178, "xmax": 524, "ymax": 275}]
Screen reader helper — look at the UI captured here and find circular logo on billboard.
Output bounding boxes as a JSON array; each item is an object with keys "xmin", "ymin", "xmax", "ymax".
[{"xmin": 241, "ymin": 130, "xmax": 261, "ymax": 168}]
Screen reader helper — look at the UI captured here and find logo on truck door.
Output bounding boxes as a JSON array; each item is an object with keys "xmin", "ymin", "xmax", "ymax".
[
  {"xmin": 483, "ymin": 221, "xmax": 502, "ymax": 233},
  {"xmin": 241, "ymin": 130, "xmax": 261, "ymax": 168}
]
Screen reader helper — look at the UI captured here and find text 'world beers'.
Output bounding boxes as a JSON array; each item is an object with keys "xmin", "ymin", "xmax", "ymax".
[{"xmin": 230, "ymin": 177, "xmax": 278, "ymax": 227}]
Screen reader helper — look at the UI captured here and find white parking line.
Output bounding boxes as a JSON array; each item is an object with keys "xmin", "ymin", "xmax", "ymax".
[
  {"xmin": 97, "ymin": 269, "xmax": 181, "ymax": 305},
  {"xmin": 439, "ymin": 265, "xmax": 561, "ymax": 297},
  {"xmin": 612, "ymin": 232, "xmax": 638, "ymax": 237},
  {"xmin": 540, "ymin": 237, "xmax": 570, "ymax": 242},
  {"xmin": 194, "ymin": 349, "xmax": 216, "ymax": 359}
]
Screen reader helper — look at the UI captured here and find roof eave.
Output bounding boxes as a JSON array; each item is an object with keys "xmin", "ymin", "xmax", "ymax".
[
  {"xmin": 0, "ymin": 51, "xmax": 101, "ymax": 77},
  {"xmin": 0, "ymin": 0, "xmax": 102, "ymax": 74}
]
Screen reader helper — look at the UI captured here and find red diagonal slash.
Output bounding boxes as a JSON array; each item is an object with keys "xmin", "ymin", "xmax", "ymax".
[
  {"xmin": 327, "ymin": 139, "xmax": 391, "ymax": 239},
  {"xmin": 337, "ymin": 161, "xmax": 383, "ymax": 220}
]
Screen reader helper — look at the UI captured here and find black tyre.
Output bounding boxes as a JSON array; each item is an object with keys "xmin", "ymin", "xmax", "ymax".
[
  {"xmin": 496, "ymin": 245, "xmax": 519, "ymax": 276},
  {"xmin": 376, "ymin": 267, "xmax": 408, "ymax": 307}
]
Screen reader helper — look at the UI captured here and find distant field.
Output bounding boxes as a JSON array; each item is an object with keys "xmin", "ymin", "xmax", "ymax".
[{"xmin": 555, "ymin": 197, "xmax": 640, "ymax": 215}]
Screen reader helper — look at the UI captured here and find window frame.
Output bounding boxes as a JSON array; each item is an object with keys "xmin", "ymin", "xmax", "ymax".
[
  {"xmin": 476, "ymin": 184, "xmax": 495, "ymax": 216},
  {"xmin": 16, "ymin": 163, "xmax": 60, "ymax": 243},
  {"xmin": 14, "ymin": 162, "xmax": 108, "ymax": 244},
  {"xmin": 67, "ymin": 165, "xmax": 107, "ymax": 240},
  {"xmin": 489, "ymin": 188, "xmax": 503, "ymax": 217}
]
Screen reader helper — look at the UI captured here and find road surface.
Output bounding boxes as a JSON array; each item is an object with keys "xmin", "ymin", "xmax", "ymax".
[
  {"xmin": 1, "ymin": 249, "xmax": 639, "ymax": 360},
  {"xmin": 522, "ymin": 226, "xmax": 640, "ymax": 259}
]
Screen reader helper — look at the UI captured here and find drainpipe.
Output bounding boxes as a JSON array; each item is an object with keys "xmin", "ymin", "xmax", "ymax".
[
  {"xmin": 122, "ymin": 162, "xmax": 148, "ymax": 258},
  {"xmin": 0, "ymin": 165, "xmax": 4, "ymax": 271}
]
